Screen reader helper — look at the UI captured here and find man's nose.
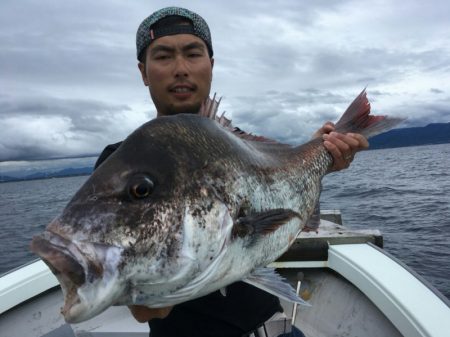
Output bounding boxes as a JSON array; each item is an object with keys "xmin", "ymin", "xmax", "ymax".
[{"xmin": 173, "ymin": 56, "xmax": 189, "ymax": 78}]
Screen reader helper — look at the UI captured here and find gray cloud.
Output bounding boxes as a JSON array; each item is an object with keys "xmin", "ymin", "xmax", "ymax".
[
  {"xmin": 0, "ymin": 94, "xmax": 152, "ymax": 161},
  {"xmin": 430, "ymin": 88, "xmax": 445, "ymax": 94},
  {"xmin": 229, "ymin": 89, "xmax": 353, "ymax": 145},
  {"xmin": 393, "ymin": 99, "xmax": 450, "ymax": 128},
  {"xmin": 1, "ymin": 0, "xmax": 449, "ymax": 161}
]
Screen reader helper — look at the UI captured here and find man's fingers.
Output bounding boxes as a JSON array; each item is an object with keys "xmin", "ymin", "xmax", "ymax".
[
  {"xmin": 322, "ymin": 122, "xmax": 336, "ymax": 133},
  {"xmin": 128, "ymin": 305, "xmax": 173, "ymax": 323},
  {"xmin": 323, "ymin": 139, "xmax": 351, "ymax": 171},
  {"xmin": 323, "ymin": 131, "xmax": 368, "ymax": 172},
  {"xmin": 312, "ymin": 121, "xmax": 336, "ymax": 139},
  {"xmin": 347, "ymin": 133, "xmax": 369, "ymax": 150},
  {"xmin": 323, "ymin": 133, "xmax": 351, "ymax": 154}
]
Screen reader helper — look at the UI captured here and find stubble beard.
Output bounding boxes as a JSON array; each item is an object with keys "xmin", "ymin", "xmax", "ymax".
[
  {"xmin": 152, "ymin": 90, "xmax": 205, "ymax": 117},
  {"xmin": 165, "ymin": 102, "xmax": 203, "ymax": 116}
]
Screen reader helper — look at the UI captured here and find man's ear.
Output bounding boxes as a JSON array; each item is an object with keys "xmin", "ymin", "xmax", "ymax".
[
  {"xmin": 138, "ymin": 62, "xmax": 150, "ymax": 87},
  {"xmin": 210, "ymin": 57, "xmax": 214, "ymax": 69}
]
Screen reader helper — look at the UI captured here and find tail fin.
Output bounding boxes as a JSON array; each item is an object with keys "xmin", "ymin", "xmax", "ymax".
[{"xmin": 335, "ymin": 89, "xmax": 405, "ymax": 139}]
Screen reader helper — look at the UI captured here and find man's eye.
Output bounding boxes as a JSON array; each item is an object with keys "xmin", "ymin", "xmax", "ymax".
[
  {"xmin": 187, "ymin": 50, "xmax": 204, "ymax": 58},
  {"xmin": 155, "ymin": 54, "xmax": 170, "ymax": 60}
]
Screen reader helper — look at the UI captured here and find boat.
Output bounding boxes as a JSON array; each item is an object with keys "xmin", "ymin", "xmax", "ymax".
[{"xmin": 1, "ymin": 210, "xmax": 449, "ymax": 337}]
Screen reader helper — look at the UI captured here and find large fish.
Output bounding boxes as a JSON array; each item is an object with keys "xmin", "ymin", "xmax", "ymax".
[{"xmin": 30, "ymin": 90, "xmax": 402, "ymax": 323}]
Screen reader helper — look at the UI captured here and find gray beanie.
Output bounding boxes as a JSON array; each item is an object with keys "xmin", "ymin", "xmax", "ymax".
[{"xmin": 136, "ymin": 7, "xmax": 213, "ymax": 61}]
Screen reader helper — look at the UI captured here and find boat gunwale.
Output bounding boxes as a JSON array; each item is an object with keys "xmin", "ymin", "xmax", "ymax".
[{"xmin": 327, "ymin": 242, "xmax": 450, "ymax": 337}]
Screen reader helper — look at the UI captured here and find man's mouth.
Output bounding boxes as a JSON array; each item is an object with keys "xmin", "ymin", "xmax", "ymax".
[
  {"xmin": 169, "ymin": 83, "xmax": 196, "ymax": 96},
  {"xmin": 171, "ymin": 86, "xmax": 194, "ymax": 93}
]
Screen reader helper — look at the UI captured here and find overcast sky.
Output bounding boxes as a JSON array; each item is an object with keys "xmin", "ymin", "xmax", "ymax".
[{"xmin": 1, "ymin": 0, "xmax": 450, "ymax": 166}]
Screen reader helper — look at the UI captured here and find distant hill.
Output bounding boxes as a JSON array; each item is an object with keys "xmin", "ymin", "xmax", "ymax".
[
  {"xmin": 0, "ymin": 167, "xmax": 93, "ymax": 183},
  {"xmin": 0, "ymin": 175, "xmax": 18, "ymax": 182},
  {"xmin": 1, "ymin": 123, "xmax": 449, "ymax": 183},
  {"xmin": 369, "ymin": 123, "xmax": 450, "ymax": 149}
]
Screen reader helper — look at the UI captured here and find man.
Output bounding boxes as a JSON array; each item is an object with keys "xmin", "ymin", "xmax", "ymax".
[{"xmin": 95, "ymin": 7, "xmax": 368, "ymax": 337}]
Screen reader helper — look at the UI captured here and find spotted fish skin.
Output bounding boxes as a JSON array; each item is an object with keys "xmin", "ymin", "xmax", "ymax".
[{"xmin": 30, "ymin": 90, "xmax": 403, "ymax": 323}]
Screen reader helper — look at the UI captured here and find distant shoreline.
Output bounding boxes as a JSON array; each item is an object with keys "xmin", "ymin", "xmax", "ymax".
[
  {"xmin": 1, "ymin": 141, "xmax": 449, "ymax": 183},
  {"xmin": 0, "ymin": 167, "xmax": 93, "ymax": 183},
  {"xmin": 0, "ymin": 173, "xmax": 91, "ymax": 184},
  {"xmin": 369, "ymin": 140, "xmax": 450, "ymax": 150}
]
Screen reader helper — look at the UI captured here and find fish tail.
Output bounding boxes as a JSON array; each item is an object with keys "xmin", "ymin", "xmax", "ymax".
[{"xmin": 334, "ymin": 89, "xmax": 405, "ymax": 139}]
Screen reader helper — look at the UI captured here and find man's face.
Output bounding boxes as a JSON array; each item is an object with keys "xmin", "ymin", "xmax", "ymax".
[{"xmin": 138, "ymin": 34, "xmax": 214, "ymax": 117}]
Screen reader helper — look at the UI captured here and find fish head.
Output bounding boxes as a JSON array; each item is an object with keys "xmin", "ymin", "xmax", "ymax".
[{"xmin": 30, "ymin": 115, "xmax": 236, "ymax": 322}]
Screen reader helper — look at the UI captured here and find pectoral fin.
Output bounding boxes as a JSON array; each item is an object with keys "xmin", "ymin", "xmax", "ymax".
[
  {"xmin": 303, "ymin": 198, "xmax": 321, "ymax": 233},
  {"xmin": 243, "ymin": 267, "xmax": 310, "ymax": 306},
  {"xmin": 232, "ymin": 209, "xmax": 299, "ymax": 240}
]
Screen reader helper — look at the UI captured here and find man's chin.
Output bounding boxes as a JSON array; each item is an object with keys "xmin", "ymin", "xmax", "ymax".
[{"xmin": 166, "ymin": 102, "xmax": 202, "ymax": 116}]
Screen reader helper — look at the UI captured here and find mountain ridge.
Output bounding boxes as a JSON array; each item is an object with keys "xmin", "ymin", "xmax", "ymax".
[
  {"xmin": 369, "ymin": 122, "xmax": 450, "ymax": 149},
  {"xmin": 1, "ymin": 123, "xmax": 449, "ymax": 182}
]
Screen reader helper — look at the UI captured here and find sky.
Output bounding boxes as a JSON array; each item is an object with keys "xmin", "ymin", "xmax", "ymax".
[{"xmin": 1, "ymin": 0, "xmax": 450, "ymax": 172}]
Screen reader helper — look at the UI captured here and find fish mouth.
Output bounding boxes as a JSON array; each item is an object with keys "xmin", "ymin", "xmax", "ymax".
[
  {"xmin": 32, "ymin": 231, "xmax": 91, "ymax": 280},
  {"xmin": 30, "ymin": 231, "xmax": 118, "ymax": 323}
]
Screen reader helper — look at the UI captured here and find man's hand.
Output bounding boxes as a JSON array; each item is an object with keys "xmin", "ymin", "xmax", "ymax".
[
  {"xmin": 313, "ymin": 122, "xmax": 369, "ymax": 172},
  {"xmin": 128, "ymin": 305, "xmax": 173, "ymax": 323}
]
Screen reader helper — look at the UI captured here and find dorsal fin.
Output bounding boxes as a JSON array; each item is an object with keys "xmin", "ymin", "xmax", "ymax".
[
  {"xmin": 198, "ymin": 93, "xmax": 224, "ymax": 121},
  {"xmin": 199, "ymin": 94, "xmax": 281, "ymax": 144}
]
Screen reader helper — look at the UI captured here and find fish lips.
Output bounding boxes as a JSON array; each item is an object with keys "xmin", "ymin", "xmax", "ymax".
[
  {"xmin": 30, "ymin": 231, "xmax": 88, "ymax": 282},
  {"xmin": 30, "ymin": 230, "xmax": 122, "ymax": 323}
]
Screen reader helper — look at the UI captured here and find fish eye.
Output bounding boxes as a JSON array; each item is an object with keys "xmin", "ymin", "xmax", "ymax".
[{"xmin": 129, "ymin": 176, "xmax": 154, "ymax": 199}]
